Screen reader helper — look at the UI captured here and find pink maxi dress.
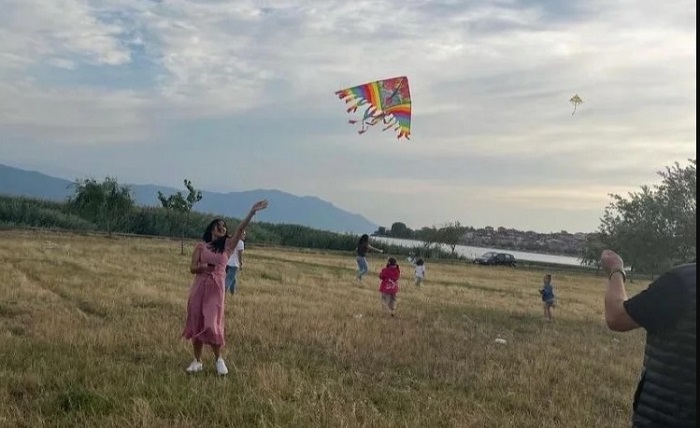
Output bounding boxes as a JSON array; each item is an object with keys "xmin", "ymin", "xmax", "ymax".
[{"xmin": 182, "ymin": 241, "xmax": 231, "ymax": 346}]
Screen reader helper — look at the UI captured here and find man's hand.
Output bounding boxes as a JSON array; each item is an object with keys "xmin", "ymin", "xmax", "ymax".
[{"xmin": 600, "ymin": 249, "xmax": 624, "ymax": 276}]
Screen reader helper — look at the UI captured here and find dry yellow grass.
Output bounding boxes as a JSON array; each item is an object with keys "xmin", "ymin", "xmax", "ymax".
[{"xmin": 0, "ymin": 230, "xmax": 648, "ymax": 428}]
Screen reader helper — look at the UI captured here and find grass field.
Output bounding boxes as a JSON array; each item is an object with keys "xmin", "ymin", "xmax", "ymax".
[{"xmin": 0, "ymin": 230, "xmax": 648, "ymax": 428}]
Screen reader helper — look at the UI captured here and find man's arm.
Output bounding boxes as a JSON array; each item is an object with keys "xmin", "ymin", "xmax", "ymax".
[
  {"xmin": 600, "ymin": 250, "xmax": 640, "ymax": 332},
  {"xmin": 605, "ymin": 272, "xmax": 640, "ymax": 332}
]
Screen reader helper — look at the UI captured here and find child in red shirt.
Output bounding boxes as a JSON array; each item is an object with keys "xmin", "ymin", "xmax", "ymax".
[{"xmin": 379, "ymin": 257, "xmax": 401, "ymax": 317}]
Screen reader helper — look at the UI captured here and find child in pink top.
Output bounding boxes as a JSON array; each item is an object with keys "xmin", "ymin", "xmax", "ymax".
[{"xmin": 379, "ymin": 257, "xmax": 401, "ymax": 317}]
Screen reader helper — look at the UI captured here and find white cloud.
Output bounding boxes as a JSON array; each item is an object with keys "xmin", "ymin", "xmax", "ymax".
[
  {"xmin": 0, "ymin": 0, "xmax": 131, "ymax": 68},
  {"xmin": 0, "ymin": 80, "xmax": 155, "ymax": 144}
]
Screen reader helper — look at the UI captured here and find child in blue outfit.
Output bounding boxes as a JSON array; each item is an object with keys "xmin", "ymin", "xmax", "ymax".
[{"xmin": 539, "ymin": 274, "xmax": 556, "ymax": 321}]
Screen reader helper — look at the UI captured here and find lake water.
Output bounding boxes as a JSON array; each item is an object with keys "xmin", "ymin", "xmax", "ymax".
[{"xmin": 372, "ymin": 236, "xmax": 584, "ymax": 267}]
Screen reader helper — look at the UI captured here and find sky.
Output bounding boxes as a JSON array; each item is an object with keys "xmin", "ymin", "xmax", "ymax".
[{"xmin": 0, "ymin": 0, "xmax": 696, "ymax": 233}]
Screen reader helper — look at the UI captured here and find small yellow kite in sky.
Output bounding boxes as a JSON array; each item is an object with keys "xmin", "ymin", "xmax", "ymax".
[{"xmin": 570, "ymin": 94, "xmax": 583, "ymax": 116}]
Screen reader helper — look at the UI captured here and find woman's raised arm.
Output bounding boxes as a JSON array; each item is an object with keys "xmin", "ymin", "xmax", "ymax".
[{"xmin": 226, "ymin": 200, "xmax": 268, "ymax": 252}]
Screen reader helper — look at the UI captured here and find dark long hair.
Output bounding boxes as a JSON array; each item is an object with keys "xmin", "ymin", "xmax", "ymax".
[
  {"xmin": 202, "ymin": 219, "xmax": 228, "ymax": 253},
  {"xmin": 357, "ymin": 234, "xmax": 369, "ymax": 246}
]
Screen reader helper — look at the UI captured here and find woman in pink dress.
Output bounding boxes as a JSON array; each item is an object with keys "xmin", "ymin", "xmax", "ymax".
[{"xmin": 182, "ymin": 200, "xmax": 268, "ymax": 375}]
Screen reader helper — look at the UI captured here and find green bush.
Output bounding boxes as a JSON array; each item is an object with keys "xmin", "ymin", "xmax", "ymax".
[{"xmin": 0, "ymin": 196, "xmax": 97, "ymax": 230}]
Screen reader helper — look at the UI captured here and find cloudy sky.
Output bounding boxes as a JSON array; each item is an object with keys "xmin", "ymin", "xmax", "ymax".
[{"xmin": 0, "ymin": 0, "xmax": 696, "ymax": 233}]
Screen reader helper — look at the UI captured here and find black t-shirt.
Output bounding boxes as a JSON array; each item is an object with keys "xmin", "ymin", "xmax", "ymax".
[
  {"xmin": 623, "ymin": 264, "xmax": 696, "ymax": 334},
  {"xmin": 357, "ymin": 243, "xmax": 368, "ymax": 257}
]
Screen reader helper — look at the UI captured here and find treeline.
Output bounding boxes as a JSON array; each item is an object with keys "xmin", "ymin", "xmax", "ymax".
[
  {"xmin": 580, "ymin": 159, "xmax": 696, "ymax": 279},
  {"xmin": 0, "ymin": 180, "xmax": 460, "ymax": 260}
]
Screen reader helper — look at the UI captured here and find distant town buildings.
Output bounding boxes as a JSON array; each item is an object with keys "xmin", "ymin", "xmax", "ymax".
[
  {"xmin": 375, "ymin": 224, "xmax": 590, "ymax": 257},
  {"xmin": 460, "ymin": 227, "xmax": 588, "ymax": 256}
]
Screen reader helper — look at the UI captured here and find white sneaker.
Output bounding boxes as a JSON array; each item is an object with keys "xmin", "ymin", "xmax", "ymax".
[
  {"xmin": 185, "ymin": 360, "xmax": 203, "ymax": 373},
  {"xmin": 216, "ymin": 358, "xmax": 229, "ymax": 376}
]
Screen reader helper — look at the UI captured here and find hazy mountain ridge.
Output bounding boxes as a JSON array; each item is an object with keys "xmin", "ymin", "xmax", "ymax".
[{"xmin": 0, "ymin": 164, "xmax": 378, "ymax": 234}]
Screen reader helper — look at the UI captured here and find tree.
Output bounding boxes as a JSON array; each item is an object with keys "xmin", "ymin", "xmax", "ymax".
[
  {"xmin": 68, "ymin": 177, "xmax": 134, "ymax": 235},
  {"xmin": 437, "ymin": 220, "xmax": 464, "ymax": 256},
  {"xmin": 600, "ymin": 186, "xmax": 675, "ymax": 280},
  {"xmin": 595, "ymin": 159, "xmax": 696, "ymax": 279},
  {"xmin": 389, "ymin": 222, "xmax": 413, "ymax": 238},
  {"xmin": 655, "ymin": 159, "xmax": 696, "ymax": 262},
  {"xmin": 373, "ymin": 226, "xmax": 387, "ymax": 236},
  {"xmin": 580, "ymin": 233, "xmax": 605, "ymax": 274},
  {"xmin": 158, "ymin": 179, "xmax": 203, "ymax": 254},
  {"xmin": 415, "ymin": 226, "xmax": 440, "ymax": 255}
]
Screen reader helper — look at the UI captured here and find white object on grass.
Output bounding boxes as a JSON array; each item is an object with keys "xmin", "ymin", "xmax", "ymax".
[{"xmin": 495, "ymin": 338, "xmax": 507, "ymax": 345}]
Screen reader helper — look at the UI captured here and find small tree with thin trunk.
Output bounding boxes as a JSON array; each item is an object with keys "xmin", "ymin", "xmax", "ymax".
[
  {"xmin": 158, "ymin": 179, "xmax": 203, "ymax": 255},
  {"xmin": 437, "ymin": 220, "xmax": 464, "ymax": 257}
]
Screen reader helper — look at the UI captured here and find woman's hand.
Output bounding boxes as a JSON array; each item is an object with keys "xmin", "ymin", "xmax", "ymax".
[
  {"xmin": 251, "ymin": 200, "xmax": 269, "ymax": 213},
  {"xmin": 227, "ymin": 200, "xmax": 270, "ymax": 253},
  {"xmin": 194, "ymin": 264, "xmax": 215, "ymax": 274}
]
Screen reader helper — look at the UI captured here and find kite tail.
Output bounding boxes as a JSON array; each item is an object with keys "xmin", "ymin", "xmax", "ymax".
[
  {"xmin": 358, "ymin": 119, "xmax": 371, "ymax": 134},
  {"xmin": 345, "ymin": 103, "xmax": 378, "ymax": 130},
  {"xmin": 358, "ymin": 115, "xmax": 375, "ymax": 134},
  {"xmin": 382, "ymin": 116, "xmax": 398, "ymax": 131},
  {"xmin": 368, "ymin": 115, "xmax": 386, "ymax": 126},
  {"xmin": 362, "ymin": 105, "xmax": 380, "ymax": 120}
]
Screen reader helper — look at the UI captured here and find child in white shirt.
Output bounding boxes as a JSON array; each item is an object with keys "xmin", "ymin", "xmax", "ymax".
[
  {"xmin": 225, "ymin": 230, "xmax": 246, "ymax": 294},
  {"xmin": 414, "ymin": 258, "xmax": 426, "ymax": 287}
]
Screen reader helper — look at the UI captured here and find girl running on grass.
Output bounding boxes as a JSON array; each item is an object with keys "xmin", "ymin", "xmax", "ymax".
[{"xmin": 379, "ymin": 257, "xmax": 401, "ymax": 317}]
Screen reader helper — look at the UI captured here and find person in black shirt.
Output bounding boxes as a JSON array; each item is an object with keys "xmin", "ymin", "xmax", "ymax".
[
  {"xmin": 355, "ymin": 234, "xmax": 383, "ymax": 282},
  {"xmin": 601, "ymin": 249, "xmax": 696, "ymax": 427}
]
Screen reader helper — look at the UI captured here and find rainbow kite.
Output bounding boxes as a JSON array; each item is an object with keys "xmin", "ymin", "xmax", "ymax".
[{"xmin": 335, "ymin": 76, "xmax": 411, "ymax": 140}]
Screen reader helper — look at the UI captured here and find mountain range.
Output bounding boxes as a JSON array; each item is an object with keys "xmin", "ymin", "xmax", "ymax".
[{"xmin": 0, "ymin": 163, "xmax": 379, "ymax": 234}]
